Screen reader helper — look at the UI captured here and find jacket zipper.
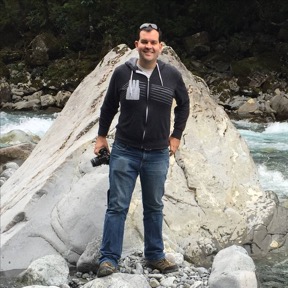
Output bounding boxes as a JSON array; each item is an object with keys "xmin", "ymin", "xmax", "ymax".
[
  {"xmin": 142, "ymin": 77, "xmax": 150, "ymax": 144},
  {"xmin": 135, "ymin": 70, "xmax": 150, "ymax": 149}
]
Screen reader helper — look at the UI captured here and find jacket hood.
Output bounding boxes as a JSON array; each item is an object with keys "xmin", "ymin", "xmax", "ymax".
[{"xmin": 125, "ymin": 57, "xmax": 166, "ymax": 71}]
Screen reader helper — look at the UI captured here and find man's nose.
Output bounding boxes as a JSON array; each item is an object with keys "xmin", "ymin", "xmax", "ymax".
[{"xmin": 145, "ymin": 42, "xmax": 152, "ymax": 48}]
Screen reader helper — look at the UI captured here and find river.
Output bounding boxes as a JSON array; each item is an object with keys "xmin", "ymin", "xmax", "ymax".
[{"xmin": 2, "ymin": 111, "xmax": 287, "ymax": 200}]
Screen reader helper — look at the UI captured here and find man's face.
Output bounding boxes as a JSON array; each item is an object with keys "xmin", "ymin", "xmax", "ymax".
[{"xmin": 135, "ymin": 30, "xmax": 162, "ymax": 66}]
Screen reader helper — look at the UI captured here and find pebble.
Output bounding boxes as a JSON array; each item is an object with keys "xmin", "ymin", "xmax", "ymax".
[
  {"xmin": 149, "ymin": 278, "xmax": 160, "ymax": 287},
  {"xmin": 160, "ymin": 276, "xmax": 176, "ymax": 286},
  {"xmin": 69, "ymin": 251, "xmax": 210, "ymax": 288}
]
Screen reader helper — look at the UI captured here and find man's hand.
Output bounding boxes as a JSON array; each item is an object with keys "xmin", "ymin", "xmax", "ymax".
[
  {"xmin": 94, "ymin": 136, "xmax": 110, "ymax": 155},
  {"xmin": 169, "ymin": 137, "xmax": 180, "ymax": 156}
]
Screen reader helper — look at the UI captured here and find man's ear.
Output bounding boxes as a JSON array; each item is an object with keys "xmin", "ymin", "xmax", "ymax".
[
  {"xmin": 159, "ymin": 42, "xmax": 163, "ymax": 53},
  {"xmin": 134, "ymin": 40, "xmax": 139, "ymax": 49}
]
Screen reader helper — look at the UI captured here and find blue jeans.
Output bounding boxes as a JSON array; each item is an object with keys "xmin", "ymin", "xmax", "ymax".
[{"xmin": 99, "ymin": 140, "xmax": 169, "ymax": 267}]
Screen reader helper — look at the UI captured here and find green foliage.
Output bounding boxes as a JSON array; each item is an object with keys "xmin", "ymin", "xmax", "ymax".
[
  {"xmin": 43, "ymin": 56, "xmax": 96, "ymax": 89},
  {"xmin": 0, "ymin": 0, "xmax": 288, "ymax": 57},
  {"xmin": 256, "ymin": 0, "xmax": 288, "ymax": 23}
]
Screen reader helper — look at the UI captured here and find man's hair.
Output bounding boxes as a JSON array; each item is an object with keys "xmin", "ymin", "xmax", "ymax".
[{"xmin": 137, "ymin": 23, "xmax": 162, "ymax": 42}]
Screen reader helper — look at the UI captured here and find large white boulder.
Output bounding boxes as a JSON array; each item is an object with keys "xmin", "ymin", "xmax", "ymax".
[{"xmin": 1, "ymin": 44, "xmax": 287, "ymax": 271}]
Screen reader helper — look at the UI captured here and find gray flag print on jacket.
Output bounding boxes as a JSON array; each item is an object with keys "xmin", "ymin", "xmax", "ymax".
[{"xmin": 126, "ymin": 79, "xmax": 140, "ymax": 100}]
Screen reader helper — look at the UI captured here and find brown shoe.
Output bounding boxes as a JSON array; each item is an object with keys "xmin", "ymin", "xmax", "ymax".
[
  {"xmin": 146, "ymin": 258, "xmax": 178, "ymax": 274},
  {"xmin": 97, "ymin": 261, "xmax": 116, "ymax": 277}
]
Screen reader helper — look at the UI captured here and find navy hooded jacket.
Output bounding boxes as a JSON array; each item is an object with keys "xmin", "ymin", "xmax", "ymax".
[{"xmin": 98, "ymin": 57, "xmax": 190, "ymax": 150}]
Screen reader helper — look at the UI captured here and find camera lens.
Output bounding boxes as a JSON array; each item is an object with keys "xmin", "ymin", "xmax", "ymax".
[{"xmin": 90, "ymin": 157, "xmax": 98, "ymax": 167}]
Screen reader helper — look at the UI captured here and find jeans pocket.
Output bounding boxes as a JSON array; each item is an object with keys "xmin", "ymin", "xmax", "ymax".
[
  {"xmin": 158, "ymin": 147, "xmax": 169, "ymax": 155},
  {"xmin": 113, "ymin": 140, "xmax": 128, "ymax": 151}
]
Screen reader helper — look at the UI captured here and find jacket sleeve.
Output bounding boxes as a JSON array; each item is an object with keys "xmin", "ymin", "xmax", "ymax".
[
  {"xmin": 171, "ymin": 74, "xmax": 190, "ymax": 139},
  {"xmin": 98, "ymin": 70, "xmax": 120, "ymax": 136}
]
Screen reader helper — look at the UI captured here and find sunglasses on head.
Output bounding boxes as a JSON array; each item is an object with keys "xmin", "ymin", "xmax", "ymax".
[{"xmin": 139, "ymin": 23, "xmax": 159, "ymax": 31}]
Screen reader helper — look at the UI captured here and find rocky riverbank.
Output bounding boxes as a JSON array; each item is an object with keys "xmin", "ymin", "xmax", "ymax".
[{"xmin": 0, "ymin": 246, "xmax": 258, "ymax": 288}]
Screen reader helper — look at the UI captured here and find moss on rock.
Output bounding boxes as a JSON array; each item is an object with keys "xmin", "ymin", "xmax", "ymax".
[
  {"xmin": 231, "ymin": 53, "xmax": 281, "ymax": 77},
  {"xmin": 43, "ymin": 57, "xmax": 95, "ymax": 90}
]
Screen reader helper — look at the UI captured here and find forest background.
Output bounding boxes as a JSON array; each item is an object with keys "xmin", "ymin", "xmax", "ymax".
[{"xmin": 1, "ymin": 0, "xmax": 288, "ymax": 108}]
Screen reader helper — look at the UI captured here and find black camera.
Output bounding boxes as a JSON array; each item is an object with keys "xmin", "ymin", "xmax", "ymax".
[{"xmin": 91, "ymin": 148, "xmax": 110, "ymax": 167}]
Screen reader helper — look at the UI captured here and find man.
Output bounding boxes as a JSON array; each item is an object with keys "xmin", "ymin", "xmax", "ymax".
[{"xmin": 94, "ymin": 23, "xmax": 190, "ymax": 277}]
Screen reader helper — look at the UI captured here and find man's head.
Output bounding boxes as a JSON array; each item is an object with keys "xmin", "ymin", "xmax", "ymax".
[
  {"xmin": 137, "ymin": 23, "xmax": 162, "ymax": 42},
  {"xmin": 135, "ymin": 23, "xmax": 163, "ymax": 68}
]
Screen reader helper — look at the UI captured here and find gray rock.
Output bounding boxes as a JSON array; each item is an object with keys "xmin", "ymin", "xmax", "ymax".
[
  {"xmin": 0, "ymin": 177, "xmax": 7, "ymax": 186},
  {"xmin": 15, "ymin": 82, "xmax": 38, "ymax": 95},
  {"xmin": 2, "ymin": 161, "xmax": 20, "ymax": 170},
  {"xmin": 27, "ymin": 34, "xmax": 49, "ymax": 66},
  {"xmin": 55, "ymin": 91, "xmax": 71, "ymax": 108},
  {"xmin": 82, "ymin": 273, "xmax": 150, "ymax": 288},
  {"xmin": 23, "ymin": 91, "xmax": 43, "ymax": 101},
  {"xmin": 0, "ymin": 81, "xmax": 12, "ymax": 103},
  {"xmin": 1, "ymin": 101, "xmax": 15, "ymax": 109},
  {"xmin": 11, "ymin": 87, "xmax": 25, "ymax": 96},
  {"xmin": 76, "ymin": 237, "xmax": 101, "ymax": 273},
  {"xmin": 270, "ymin": 93, "xmax": 288, "ymax": 121},
  {"xmin": 11, "ymin": 94, "xmax": 22, "ymax": 101},
  {"xmin": 149, "ymin": 278, "xmax": 160, "ymax": 287},
  {"xmin": 191, "ymin": 281, "xmax": 203, "ymax": 288},
  {"xmin": 0, "ymin": 167, "xmax": 16, "ymax": 179},
  {"xmin": 183, "ymin": 31, "xmax": 210, "ymax": 56},
  {"xmin": 0, "ymin": 131, "xmax": 39, "ymax": 182},
  {"xmin": 17, "ymin": 254, "xmax": 69, "ymax": 287},
  {"xmin": 14, "ymin": 99, "xmax": 41, "ymax": 110},
  {"xmin": 0, "ymin": 129, "xmax": 40, "ymax": 146},
  {"xmin": 0, "ymin": 142, "xmax": 36, "ymax": 166},
  {"xmin": 237, "ymin": 98, "xmax": 260, "ymax": 117},
  {"xmin": 40, "ymin": 94, "xmax": 56, "ymax": 107},
  {"xmin": 208, "ymin": 245, "xmax": 258, "ymax": 288},
  {"xmin": 23, "ymin": 285, "xmax": 60, "ymax": 288},
  {"xmin": 160, "ymin": 276, "xmax": 176, "ymax": 287}
]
